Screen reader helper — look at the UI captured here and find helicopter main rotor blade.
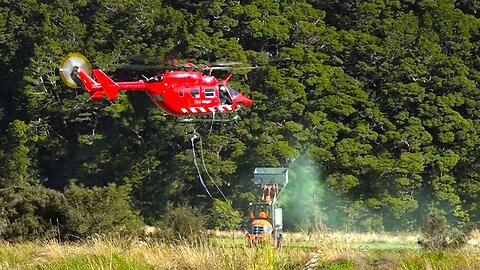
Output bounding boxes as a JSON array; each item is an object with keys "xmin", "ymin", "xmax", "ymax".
[
  {"xmin": 205, "ymin": 66, "xmax": 262, "ymax": 71},
  {"xmin": 208, "ymin": 61, "xmax": 243, "ymax": 67},
  {"xmin": 118, "ymin": 64, "xmax": 177, "ymax": 70}
]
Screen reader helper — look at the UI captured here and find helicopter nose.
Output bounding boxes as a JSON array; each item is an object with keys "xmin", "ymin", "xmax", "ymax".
[{"xmin": 242, "ymin": 97, "xmax": 253, "ymax": 107}]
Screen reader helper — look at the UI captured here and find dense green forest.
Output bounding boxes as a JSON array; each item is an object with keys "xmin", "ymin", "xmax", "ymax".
[{"xmin": 1, "ymin": 0, "xmax": 480, "ymax": 241}]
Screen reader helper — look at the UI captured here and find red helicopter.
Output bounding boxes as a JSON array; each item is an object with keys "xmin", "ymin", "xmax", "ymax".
[{"xmin": 59, "ymin": 53, "xmax": 253, "ymax": 120}]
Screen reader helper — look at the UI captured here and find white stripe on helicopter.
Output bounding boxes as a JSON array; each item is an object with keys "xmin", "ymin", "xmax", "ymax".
[{"xmin": 181, "ymin": 105, "xmax": 233, "ymax": 114}]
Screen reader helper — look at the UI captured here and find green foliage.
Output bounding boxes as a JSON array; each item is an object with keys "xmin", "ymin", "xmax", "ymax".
[
  {"xmin": 64, "ymin": 182, "xmax": 144, "ymax": 239},
  {"xmin": 418, "ymin": 212, "xmax": 472, "ymax": 250},
  {"xmin": 318, "ymin": 258, "xmax": 354, "ymax": 270},
  {"xmin": 153, "ymin": 203, "xmax": 207, "ymax": 243},
  {"xmin": 0, "ymin": 185, "xmax": 67, "ymax": 242},
  {"xmin": 0, "ymin": 120, "xmax": 40, "ymax": 187},
  {"xmin": 37, "ymin": 254, "xmax": 154, "ymax": 270},
  {"xmin": 400, "ymin": 250, "xmax": 477, "ymax": 270},
  {"xmin": 208, "ymin": 199, "xmax": 242, "ymax": 230}
]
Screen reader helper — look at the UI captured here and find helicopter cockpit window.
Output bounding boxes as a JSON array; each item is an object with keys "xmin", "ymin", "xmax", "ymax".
[
  {"xmin": 190, "ymin": 89, "xmax": 200, "ymax": 98},
  {"xmin": 226, "ymin": 84, "xmax": 239, "ymax": 98},
  {"xmin": 219, "ymin": 85, "xmax": 232, "ymax": 105},
  {"xmin": 205, "ymin": 88, "xmax": 215, "ymax": 98}
]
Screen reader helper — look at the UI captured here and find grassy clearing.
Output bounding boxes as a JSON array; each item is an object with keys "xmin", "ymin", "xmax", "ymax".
[
  {"xmin": 0, "ymin": 237, "xmax": 311, "ymax": 270},
  {"xmin": 0, "ymin": 231, "xmax": 478, "ymax": 269},
  {"xmin": 212, "ymin": 230, "xmax": 480, "ymax": 269},
  {"xmin": 313, "ymin": 249, "xmax": 480, "ymax": 270},
  {"xmin": 212, "ymin": 230, "xmax": 421, "ymax": 250},
  {"xmin": 290, "ymin": 230, "xmax": 480, "ymax": 270}
]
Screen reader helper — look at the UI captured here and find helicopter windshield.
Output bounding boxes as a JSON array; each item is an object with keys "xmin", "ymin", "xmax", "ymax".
[{"xmin": 226, "ymin": 84, "xmax": 239, "ymax": 98}]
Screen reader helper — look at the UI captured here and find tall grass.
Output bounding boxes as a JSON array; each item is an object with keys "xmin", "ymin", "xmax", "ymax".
[
  {"xmin": 0, "ymin": 231, "xmax": 479, "ymax": 269},
  {"xmin": 212, "ymin": 230, "xmax": 480, "ymax": 269},
  {"xmin": 0, "ymin": 237, "xmax": 310, "ymax": 270}
]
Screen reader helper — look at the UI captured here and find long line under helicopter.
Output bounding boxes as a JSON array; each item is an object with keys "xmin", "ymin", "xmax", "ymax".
[{"xmin": 190, "ymin": 118, "xmax": 228, "ymax": 200}]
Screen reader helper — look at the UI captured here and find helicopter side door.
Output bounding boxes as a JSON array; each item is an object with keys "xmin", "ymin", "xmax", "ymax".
[{"xmin": 201, "ymin": 87, "xmax": 217, "ymax": 107}]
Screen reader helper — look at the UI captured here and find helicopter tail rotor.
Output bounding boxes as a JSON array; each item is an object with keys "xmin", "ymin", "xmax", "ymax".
[{"xmin": 59, "ymin": 53, "xmax": 93, "ymax": 89}]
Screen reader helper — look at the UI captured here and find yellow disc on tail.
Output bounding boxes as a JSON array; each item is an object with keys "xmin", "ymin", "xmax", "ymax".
[{"xmin": 59, "ymin": 53, "xmax": 92, "ymax": 88}]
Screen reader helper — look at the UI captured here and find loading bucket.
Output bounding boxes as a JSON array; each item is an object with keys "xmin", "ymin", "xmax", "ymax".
[{"xmin": 253, "ymin": 167, "xmax": 288, "ymax": 186}]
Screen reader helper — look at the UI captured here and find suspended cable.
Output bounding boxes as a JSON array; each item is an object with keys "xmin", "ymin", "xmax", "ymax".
[
  {"xmin": 206, "ymin": 111, "xmax": 215, "ymax": 138},
  {"xmin": 198, "ymin": 135, "xmax": 228, "ymax": 201},
  {"xmin": 189, "ymin": 115, "xmax": 230, "ymax": 202},
  {"xmin": 191, "ymin": 132, "xmax": 212, "ymax": 197}
]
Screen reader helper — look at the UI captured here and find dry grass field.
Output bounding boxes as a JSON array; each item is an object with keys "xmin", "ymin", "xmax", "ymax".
[{"xmin": 0, "ymin": 230, "xmax": 478, "ymax": 269}]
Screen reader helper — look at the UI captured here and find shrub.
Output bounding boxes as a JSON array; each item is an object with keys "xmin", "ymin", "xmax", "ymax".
[
  {"xmin": 0, "ymin": 185, "xmax": 67, "ymax": 242},
  {"xmin": 64, "ymin": 182, "xmax": 144, "ymax": 240},
  {"xmin": 208, "ymin": 198, "xmax": 242, "ymax": 230},
  {"xmin": 418, "ymin": 212, "xmax": 472, "ymax": 250},
  {"xmin": 152, "ymin": 203, "xmax": 207, "ymax": 243}
]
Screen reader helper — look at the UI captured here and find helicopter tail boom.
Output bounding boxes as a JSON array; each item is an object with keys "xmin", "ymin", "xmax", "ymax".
[
  {"xmin": 74, "ymin": 68, "xmax": 101, "ymax": 92},
  {"xmin": 74, "ymin": 68, "xmax": 147, "ymax": 101}
]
